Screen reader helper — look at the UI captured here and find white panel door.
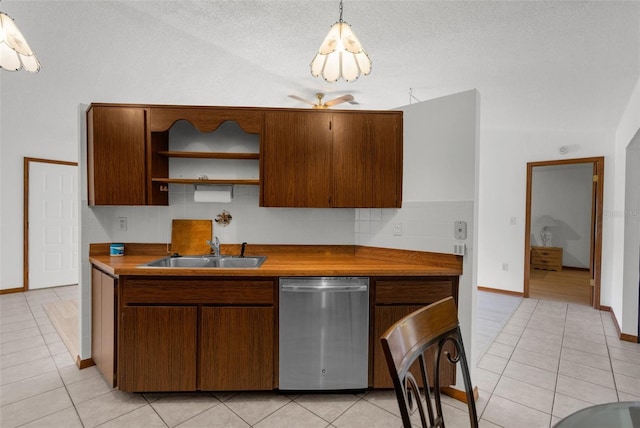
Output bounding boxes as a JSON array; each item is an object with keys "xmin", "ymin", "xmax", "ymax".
[{"xmin": 29, "ymin": 162, "xmax": 78, "ymax": 289}]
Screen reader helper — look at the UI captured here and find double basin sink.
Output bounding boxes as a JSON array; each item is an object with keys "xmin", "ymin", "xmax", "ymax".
[{"xmin": 142, "ymin": 255, "xmax": 267, "ymax": 269}]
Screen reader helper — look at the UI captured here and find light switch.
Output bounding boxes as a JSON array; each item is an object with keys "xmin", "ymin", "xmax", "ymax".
[{"xmin": 454, "ymin": 221, "xmax": 467, "ymax": 240}]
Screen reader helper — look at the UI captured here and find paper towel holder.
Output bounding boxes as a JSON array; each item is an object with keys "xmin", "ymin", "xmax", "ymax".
[{"xmin": 193, "ymin": 184, "xmax": 233, "ymax": 201}]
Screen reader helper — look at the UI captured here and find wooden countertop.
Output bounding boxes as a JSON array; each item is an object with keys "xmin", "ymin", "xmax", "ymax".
[{"xmin": 89, "ymin": 244, "xmax": 463, "ymax": 277}]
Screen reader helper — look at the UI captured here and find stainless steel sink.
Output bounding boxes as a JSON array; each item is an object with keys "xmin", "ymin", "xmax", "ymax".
[{"xmin": 141, "ymin": 255, "xmax": 267, "ymax": 269}]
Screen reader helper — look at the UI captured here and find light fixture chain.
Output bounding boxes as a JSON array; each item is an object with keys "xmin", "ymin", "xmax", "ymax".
[{"xmin": 339, "ymin": 0, "xmax": 344, "ymax": 23}]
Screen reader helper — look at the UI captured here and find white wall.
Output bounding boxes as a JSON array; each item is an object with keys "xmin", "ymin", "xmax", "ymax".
[
  {"xmin": 531, "ymin": 164, "xmax": 593, "ymax": 268},
  {"xmin": 401, "ymin": 90, "xmax": 476, "ymax": 202},
  {"xmin": 623, "ymin": 132, "xmax": 640, "ymax": 336},
  {"xmin": 359, "ymin": 89, "xmax": 479, "ymax": 371},
  {"xmin": 477, "ymin": 74, "xmax": 640, "ymax": 338},
  {"xmin": 477, "ymin": 129, "xmax": 614, "ymax": 294},
  {"xmin": 613, "ymin": 75, "xmax": 640, "ymax": 337}
]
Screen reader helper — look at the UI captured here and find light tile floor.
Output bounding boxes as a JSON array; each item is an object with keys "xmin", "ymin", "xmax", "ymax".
[{"xmin": 1, "ymin": 286, "xmax": 639, "ymax": 427}]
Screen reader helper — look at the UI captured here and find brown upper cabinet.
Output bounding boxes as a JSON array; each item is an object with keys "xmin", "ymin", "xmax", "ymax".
[
  {"xmin": 87, "ymin": 105, "xmax": 150, "ymax": 205},
  {"xmin": 87, "ymin": 103, "xmax": 402, "ymax": 208},
  {"xmin": 261, "ymin": 110, "xmax": 403, "ymax": 208}
]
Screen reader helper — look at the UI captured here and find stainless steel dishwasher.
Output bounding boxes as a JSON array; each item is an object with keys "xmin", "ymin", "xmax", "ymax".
[{"xmin": 279, "ymin": 277, "xmax": 369, "ymax": 390}]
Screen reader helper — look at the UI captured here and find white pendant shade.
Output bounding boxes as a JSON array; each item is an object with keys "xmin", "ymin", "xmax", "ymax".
[
  {"xmin": 0, "ymin": 12, "xmax": 41, "ymax": 72},
  {"xmin": 310, "ymin": 21, "xmax": 371, "ymax": 83}
]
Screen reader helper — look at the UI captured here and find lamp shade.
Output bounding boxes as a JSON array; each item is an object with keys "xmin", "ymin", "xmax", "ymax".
[
  {"xmin": 310, "ymin": 21, "xmax": 371, "ymax": 82},
  {"xmin": 534, "ymin": 215, "xmax": 558, "ymax": 247},
  {"xmin": 535, "ymin": 215, "xmax": 558, "ymax": 229},
  {"xmin": 0, "ymin": 12, "xmax": 41, "ymax": 72}
]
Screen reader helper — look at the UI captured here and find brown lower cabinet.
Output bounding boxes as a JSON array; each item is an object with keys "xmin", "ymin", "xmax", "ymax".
[
  {"xmin": 91, "ymin": 268, "xmax": 116, "ymax": 387},
  {"xmin": 114, "ymin": 276, "xmax": 276, "ymax": 392},
  {"xmin": 119, "ymin": 306, "xmax": 198, "ymax": 392},
  {"xmin": 92, "ymin": 270, "xmax": 458, "ymax": 392},
  {"xmin": 371, "ymin": 277, "xmax": 459, "ymax": 388},
  {"xmin": 200, "ymin": 306, "xmax": 274, "ymax": 391}
]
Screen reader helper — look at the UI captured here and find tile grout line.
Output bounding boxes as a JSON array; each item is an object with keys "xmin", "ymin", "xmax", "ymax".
[
  {"xmin": 33, "ymin": 291, "xmax": 86, "ymax": 428},
  {"xmin": 550, "ymin": 300, "xmax": 569, "ymax": 426},
  {"xmin": 478, "ymin": 298, "xmax": 538, "ymax": 426}
]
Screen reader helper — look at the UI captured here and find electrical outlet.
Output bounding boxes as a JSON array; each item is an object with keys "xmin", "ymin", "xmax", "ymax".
[
  {"xmin": 393, "ymin": 223, "xmax": 402, "ymax": 236},
  {"xmin": 502, "ymin": 263, "xmax": 508, "ymax": 271},
  {"xmin": 117, "ymin": 217, "xmax": 127, "ymax": 232},
  {"xmin": 453, "ymin": 243, "xmax": 466, "ymax": 256},
  {"xmin": 510, "ymin": 216, "xmax": 517, "ymax": 225}
]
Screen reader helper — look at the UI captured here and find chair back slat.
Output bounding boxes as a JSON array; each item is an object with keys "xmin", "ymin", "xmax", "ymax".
[{"xmin": 380, "ymin": 297, "xmax": 479, "ymax": 428}]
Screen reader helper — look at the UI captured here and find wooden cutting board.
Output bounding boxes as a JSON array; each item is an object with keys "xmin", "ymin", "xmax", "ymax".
[{"xmin": 171, "ymin": 219, "xmax": 213, "ymax": 255}]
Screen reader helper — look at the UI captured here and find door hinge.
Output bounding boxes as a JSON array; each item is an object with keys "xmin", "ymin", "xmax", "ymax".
[
  {"xmin": 593, "ymin": 175, "xmax": 599, "ymax": 182},
  {"xmin": 590, "ymin": 279, "xmax": 595, "ymax": 286}
]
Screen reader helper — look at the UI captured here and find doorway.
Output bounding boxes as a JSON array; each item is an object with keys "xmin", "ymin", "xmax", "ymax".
[
  {"xmin": 523, "ymin": 157, "xmax": 604, "ymax": 309},
  {"xmin": 24, "ymin": 158, "xmax": 79, "ymax": 290}
]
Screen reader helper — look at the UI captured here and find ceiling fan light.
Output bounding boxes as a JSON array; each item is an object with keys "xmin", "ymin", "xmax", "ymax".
[
  {"xmin": 311, "ymin": 52, "xmax": 327, "ymax": 77},
  {"xmin": 355, "ymin": 51, "xmax": 371, "ymax": 76},
  {"xmin": 322, "ymin": 50, "xmax": 343, "ymax": 83},
  {"xmin": 0, "ymin": 12, "xmax": 40, "ymax": 72},
  {"xmin": 337, "ymin": 23, "xmax": 363, "ymax": 54},
  {"xmin": 310, "ymin": 2, "xmax": 371, "ymax": 83},
  {"xmin": 0, "ymin": 42, "xmax": 20, "ymax": 70},
  {"xmin": 341, "ymin": 52, "xmax": 360, "ymax": 82},
  {"xmin": 317, "ymin": 22, "xmax": 342, "ymax": 55},
  {"xmin": 20, "ymin": 52, "xmax": 40, "ymax": 72}
]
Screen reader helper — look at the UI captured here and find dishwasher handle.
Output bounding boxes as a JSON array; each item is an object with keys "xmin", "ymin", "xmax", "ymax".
[{"xmin": 281, "ymin": 284, "xmax": 368, "ymax": 293}]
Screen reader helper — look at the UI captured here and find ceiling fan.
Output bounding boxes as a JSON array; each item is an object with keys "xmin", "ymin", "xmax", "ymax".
[{"xmin": 289, "ymin": 93, "xmax": 356, "ymax": 109}]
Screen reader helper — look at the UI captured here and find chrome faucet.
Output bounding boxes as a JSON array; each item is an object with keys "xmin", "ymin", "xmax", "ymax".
[{"xmin": 207, "ymin": 237, "xmax": 220, "ymax": 256}]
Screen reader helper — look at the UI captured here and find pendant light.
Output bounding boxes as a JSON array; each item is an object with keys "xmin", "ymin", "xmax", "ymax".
[
  {"xmin": 0, "ymin": 11, "xmax": 41, "ymax": 72},
  {"xmin": 310, "ymin": 0, "xmax": 371, "ymax": 83}
]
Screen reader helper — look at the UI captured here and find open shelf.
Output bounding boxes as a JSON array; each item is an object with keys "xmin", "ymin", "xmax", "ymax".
[
  {"xmin": 158, "ymin": 151, "xmax": 259, "ymax": 160},
  {"xmin": 152, "ymin": 178, "xmax": 260, "ymax": 185}
]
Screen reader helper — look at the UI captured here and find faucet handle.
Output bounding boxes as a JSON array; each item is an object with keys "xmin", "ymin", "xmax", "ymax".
[{"xmin": 206, "ymin": 238, "xmax": 220, "ymax": 255}]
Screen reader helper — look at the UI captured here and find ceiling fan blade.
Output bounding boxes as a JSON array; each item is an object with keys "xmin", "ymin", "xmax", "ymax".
[
  {"xmin": 288, "ymin": 95, "xmax": 316, "ymax": 106},
  {"xmin": 324, "ymin": 94, "xmax": 355, "ymax": 107}
]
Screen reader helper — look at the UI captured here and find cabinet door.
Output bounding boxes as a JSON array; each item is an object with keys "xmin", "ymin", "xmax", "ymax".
[
  {"xmin": 118, "ymin": 306, "xmax": 197, "ymax": 392},
  {"xmin": 373, "ymin": 305, "xmax": 425, "ymax": 388},
  {"xmin": 91, "ymin": 268, "xmax": 116, "ymax": 387},
  {"xmin": 91, "ymin": 268, "xmax": 102, "ymax": 378},
  {"xmin": 261, "ymin": 111, "xmax": 333, "ymax": 207},
  {"xmin": 87, "ymin": 106, "xmax": 147, "ymax": 205},
  {"xmin": 199, "ymin": 306, "xmax": 274, "ymax": 390},
  {"xmin": 332, "ymin": 112, "xmax": 402, "ymax": 208}
]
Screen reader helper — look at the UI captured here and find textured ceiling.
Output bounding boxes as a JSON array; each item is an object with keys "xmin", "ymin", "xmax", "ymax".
[
  {"xmin": 5, "ymin": 0, "xmax": 640, "ymax": 131},
  {"xmin": 120, "ymin": 0, "xmax": 640, "ymax": 131}
]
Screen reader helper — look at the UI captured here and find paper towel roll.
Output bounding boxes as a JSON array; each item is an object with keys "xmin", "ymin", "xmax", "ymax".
[{"xmin": 194, "ymin": 189, "xmax": 232, "ymax": 203}]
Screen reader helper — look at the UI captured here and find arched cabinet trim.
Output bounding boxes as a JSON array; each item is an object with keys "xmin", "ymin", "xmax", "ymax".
[{"xmin": 149, "ymin": 107, "xmax": 263, "ymax": 134}]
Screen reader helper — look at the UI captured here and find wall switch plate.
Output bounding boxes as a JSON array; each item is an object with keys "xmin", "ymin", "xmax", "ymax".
[
  {"xmin": 393, "ymin": 223, "xmax": 402, "ymax": 236},
  {"xmin": 454, "ymin": 221, "xmax": 467, "ymax": 240},
  {"xmin": 117, "ymin": 217, "xmax": 128, "ymax": 231},
  {"xmin": 454, "ymin": 243, "xmax": 466, "ymax": 256},
  {"xmin": 502, "ymin": 263, "xmax": 508, "ymax": 271}
]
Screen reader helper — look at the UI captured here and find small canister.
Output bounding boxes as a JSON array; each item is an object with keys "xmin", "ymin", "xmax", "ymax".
[{"xmin": 110, "ymin": 243, "xmax": 124, "ymax": 256}]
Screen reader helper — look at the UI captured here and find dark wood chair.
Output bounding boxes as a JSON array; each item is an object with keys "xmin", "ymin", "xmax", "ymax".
[{"xmin": 380, "ymin": 297, "xmax": 478, "ymax": 428}]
